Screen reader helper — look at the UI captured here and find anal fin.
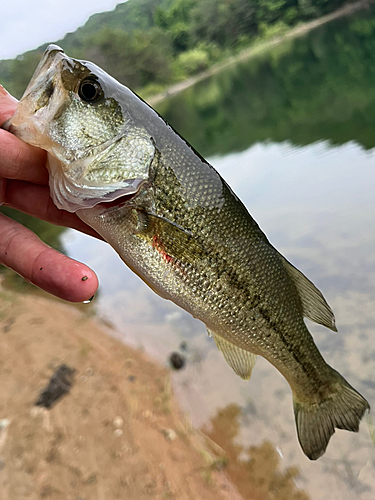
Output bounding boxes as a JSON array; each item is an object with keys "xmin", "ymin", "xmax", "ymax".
[{"xmin": 209, "ymin": 329, "xmax": 257, "ymax": 380}]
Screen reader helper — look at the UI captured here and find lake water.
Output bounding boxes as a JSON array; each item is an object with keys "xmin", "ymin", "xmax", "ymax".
[{"xmin": 63, "ymin": 8, "xmax": 375, "ymax": 500}]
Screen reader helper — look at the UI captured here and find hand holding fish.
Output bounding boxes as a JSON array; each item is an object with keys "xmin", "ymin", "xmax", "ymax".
[{"xmin": 0, "ymin": 85, "xmax": 99, "ymax": 302}]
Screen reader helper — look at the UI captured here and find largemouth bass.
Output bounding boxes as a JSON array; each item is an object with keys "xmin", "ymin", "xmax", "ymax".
[{"xmin": 5, "ymin": 45, "xmax": 370, "ymax": 460}]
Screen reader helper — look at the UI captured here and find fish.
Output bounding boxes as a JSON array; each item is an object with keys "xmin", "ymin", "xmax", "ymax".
[{"xmin": 5, "ymin": 45, "xmax": 370, "ymax": 460}]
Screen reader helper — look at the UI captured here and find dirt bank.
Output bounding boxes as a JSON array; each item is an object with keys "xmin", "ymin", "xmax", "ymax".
[{"xmin": 0, "ymin": 281, "xmax": 244, "ymax": 500}]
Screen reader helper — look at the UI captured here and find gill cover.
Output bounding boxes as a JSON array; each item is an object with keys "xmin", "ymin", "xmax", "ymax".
[{"xmin": 6, "ymin": 44, "xmax": 156, "ymax": 213}]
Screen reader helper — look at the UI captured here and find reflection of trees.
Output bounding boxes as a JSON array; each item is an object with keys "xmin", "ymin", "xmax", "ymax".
[
  {"xmin": 203, "ymin": 404, "xmax": 309, "ymax": 500},
  {"xmin": 158, "ymin": 11, "xmax": 375, "ymax": 156}
]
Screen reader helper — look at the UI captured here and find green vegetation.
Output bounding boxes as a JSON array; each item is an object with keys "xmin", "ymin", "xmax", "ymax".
[
  {"xmin": 157, "ymin": 10, "xmax": 375, "ymax": 156},
  {"xmin": 0, "ymin": 0, "xmax": 357, "ymax": 99}
]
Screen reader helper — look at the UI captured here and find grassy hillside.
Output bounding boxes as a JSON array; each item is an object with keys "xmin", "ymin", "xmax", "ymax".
[{"xmin": 0, "ymin": 0, "xmax": 355, "ymax": 99}]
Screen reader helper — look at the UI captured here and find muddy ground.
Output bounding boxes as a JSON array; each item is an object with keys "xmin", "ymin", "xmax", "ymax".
[{"xmin": 0, "ymin": 280, "xmax": 244, "ymax": 500}]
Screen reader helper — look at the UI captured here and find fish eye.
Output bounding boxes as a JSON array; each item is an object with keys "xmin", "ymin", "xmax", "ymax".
[{"xmin": 78, "ymin": 79, "xmax": 102, "ymax": 103}]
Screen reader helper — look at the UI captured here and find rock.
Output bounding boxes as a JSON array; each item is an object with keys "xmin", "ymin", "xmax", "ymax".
[
  {"xmin": 113, "ymin": 416, "xmax": 124, "ymax": 428},
  {"xmin": 169, "ymin": 352, "xmax": 186, "ymax": 370},
  {"xmin": 161, "ymin": 429, "xmax": 177, "ymax": 441},
  {"xmin": 35, "ymin": 364, "xmax": 76, "ymax": 409}
]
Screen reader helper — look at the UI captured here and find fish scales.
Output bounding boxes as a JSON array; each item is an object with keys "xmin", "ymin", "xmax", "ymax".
[
  {"xmin": 151, "ymin": 155, "xmax": 330, "ymax": 382},
  {"xmin": 4, "ymin": 45, "xmax": 370, "ymax": 460}
]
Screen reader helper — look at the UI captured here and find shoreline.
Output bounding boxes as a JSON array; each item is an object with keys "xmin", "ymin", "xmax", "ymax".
[
  {"xmin": 0, "ymin": 279, "xmax": 312, "ymax": 500},
  {"xmin": 147, "ymin": 0, "xmax": 373, "ymax": 106},
  {"xmin": 0, "ymin": 281, "xmax": 243, "ymax": 500},
  {"xmin": 0, "ymin": 274, "xmax": 313, "ymax": 500}
]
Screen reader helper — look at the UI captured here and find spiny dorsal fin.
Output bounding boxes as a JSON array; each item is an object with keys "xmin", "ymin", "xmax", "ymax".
[
  {"xmin": 209, "ymin": 330, "xmax": 257, "ymax": 380},
  {"xmin": 280, "ymin": 255, "xmax": 337, "ymax": 332}
]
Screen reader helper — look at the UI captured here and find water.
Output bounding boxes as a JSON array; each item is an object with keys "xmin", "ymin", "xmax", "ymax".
[{"xmin": 63, "ymin": 9, "xmax": 375, "ymax": 500}]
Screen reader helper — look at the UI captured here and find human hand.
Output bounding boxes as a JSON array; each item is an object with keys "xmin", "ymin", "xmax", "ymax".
[{"xmin": 0, "ymin": 85, "xmax": 99, "ymax": 302}]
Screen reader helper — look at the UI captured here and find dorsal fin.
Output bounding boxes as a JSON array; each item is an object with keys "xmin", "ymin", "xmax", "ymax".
[
  {"xmin": 209, "ymin": 330, "xmax": 257, "ymax": 380},
  {"xmin": 280, "ymin": 255, "xmax": 337, "ymax": 332}
]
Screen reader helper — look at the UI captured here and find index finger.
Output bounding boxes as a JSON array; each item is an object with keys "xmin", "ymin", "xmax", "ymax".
[
  {"xmin": 0, "ymin": 86, "xmax": 49, "ymax": 185},
  {"xmin": 0, "ymin": 212, "xmax": 99, "ymax": 302}
]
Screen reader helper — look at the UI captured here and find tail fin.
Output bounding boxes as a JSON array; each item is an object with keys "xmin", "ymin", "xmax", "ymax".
[{"xmin": 293, "ymin": 373, "xmax": 370, "ymax": 460}]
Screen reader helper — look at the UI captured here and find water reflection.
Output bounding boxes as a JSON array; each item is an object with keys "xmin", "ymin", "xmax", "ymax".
[
  {"xmin": 204, "ymin": 404, "xmax": 309, "ymax": 500},
  {"xmin": 157, "ymin": 8, "xmax": 375, "ymax": 156}
]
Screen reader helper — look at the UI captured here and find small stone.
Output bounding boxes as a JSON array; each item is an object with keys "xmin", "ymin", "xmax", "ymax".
[
  {"xmin": 35, "ymin": 364, "xmax": 75, "ymax": 409},
  {"xmin": 169, "ymin": 352, "xmax": 185, "ymax": 370},
  {"xmin": 142, "ymin": 410, "xmax": 153, "ymax": 420},
  {"xmin": 162, "ymin": 429, "xmax": 177, "ymax": 441},
  {"xmin": 114, "ymin": 429, "xmax": 123, "ymax": 437},
  {"xmin": 113, "ymin": 416, "xmax": 124, "ymax": 428},
  {"xmin": 0, "ymin": 419, "xmax": 10, "ymax": 430}
]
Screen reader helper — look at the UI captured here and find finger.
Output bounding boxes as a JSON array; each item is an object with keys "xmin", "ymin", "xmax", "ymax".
[
  {"xmin": 0, "ymin": 85, "xmax": 17, "ymax": 125},
  {"xmin": 0, "ymin": 129, "xmax": 49, "ymax": 184},
  {"xmin": 0, "ymin": 86, "xmax": 49, "ymax": 185},
  {"xmin": 3, "ymin": 179, "xmax": 101, "ymax": 239},
  {"xmin": 0, "ymin": 213, "xmax": 99, "ymax": 302}
]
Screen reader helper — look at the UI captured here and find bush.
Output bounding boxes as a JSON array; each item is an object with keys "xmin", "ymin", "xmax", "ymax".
[{"xmin": 177, "ymin": 48, "xmax": 210, "ymax": 75}]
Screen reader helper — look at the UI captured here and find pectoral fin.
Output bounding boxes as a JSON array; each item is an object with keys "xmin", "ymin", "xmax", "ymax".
[
  {"xmin": 137, "ymin": 211, "xmax": 206, "ymax": 264},
  {"xmin": 209, "ymin": 330, "xmax": 257, "ymax": 380},
  {"xmin": 280, "ymin": 255, "xmax": 337, "ymax": 332}
]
